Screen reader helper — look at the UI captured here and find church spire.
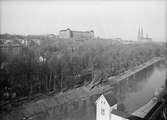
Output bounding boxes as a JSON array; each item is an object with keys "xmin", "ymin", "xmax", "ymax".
[
  {"xmin": 141, "ymin": 27, "xmax": 143, "ymax": 38},
  {"xmin": 137, "ymin": 27, "xmax": 141, "ymax": 41}
]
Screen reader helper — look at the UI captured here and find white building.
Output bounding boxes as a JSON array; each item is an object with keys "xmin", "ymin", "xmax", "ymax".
[
  {"xmin": 96, "ymin": 94, "xmax": 129, "ymax": 120},
  {"xmin": 59, "ymin": 28, "xmax": 94, "ymax": 39},
  {"xmin": 59, "ymin": 28, "xmax": 72, "ymax": 39}
]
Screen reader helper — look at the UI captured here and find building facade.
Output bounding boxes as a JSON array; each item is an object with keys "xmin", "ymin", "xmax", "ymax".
[
  {"xmin": 137, "ymin": 27, "xmax": 152, "ymax": 42},
  {"xmin": 59, "ymin": 28, "xmax": 94, "ymax": 39}
]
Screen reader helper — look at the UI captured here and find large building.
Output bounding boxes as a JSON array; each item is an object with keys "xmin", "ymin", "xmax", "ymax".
[
  {"xmin": 137, "ymin": 27, "xmax": 152, "ymax": 42},
  {"xmin": 59, "ymin": 28, "xmax": 94, "ymax": 39}
]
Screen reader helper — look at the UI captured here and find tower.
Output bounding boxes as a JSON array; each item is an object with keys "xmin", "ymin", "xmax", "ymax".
[
  {"xmin": 137, "ymin": 27, "xmax": 144, "ymax": 41},
  {"xmin": 137, "ymin": 27, "xmax": 152, "ymax": 42},
  {"xmin": 141, "ymin": 27, "xmax": 143, "ymax": 39},
  {"xmin": 137, "ymin": 27, "xmax": 141, "ymax": 41}
]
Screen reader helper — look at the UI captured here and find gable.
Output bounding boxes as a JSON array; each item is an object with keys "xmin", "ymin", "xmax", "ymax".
[
  {"xmin": 96, "ymin": 94, "xmax": 117, "ymax": 107},
  {"xmin": 96, "ymin": 94, "xmax": 110, "ymax": 107}
]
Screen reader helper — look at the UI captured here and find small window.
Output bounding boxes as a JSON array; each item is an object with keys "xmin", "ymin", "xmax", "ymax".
[{"xmin": 101, "ymin": 109, "xmax": 105, "ymax": 115}]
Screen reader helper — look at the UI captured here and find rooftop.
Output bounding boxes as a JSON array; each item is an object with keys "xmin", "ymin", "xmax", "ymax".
[
  {"xmin": 112, "ymin": 109, "xmax": 130, "ymax": 118},
  {"xmin": 104, "ymin": 93, "xmax": 117, "ymax": 106},
  {"xmin": 59, "ymin": 28, "xmax": 94, "ymax": 33}
]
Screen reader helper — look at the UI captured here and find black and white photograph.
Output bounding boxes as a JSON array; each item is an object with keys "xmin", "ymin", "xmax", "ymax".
[{"xmin": 0, "ymin": 0, "xmax": 167, "ymax": 120}]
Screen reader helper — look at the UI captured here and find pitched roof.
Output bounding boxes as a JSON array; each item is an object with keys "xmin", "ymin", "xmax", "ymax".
[
  {"xmin": 128, "ymin": 115, "xmax": 145, "ymax": 120},
  {"xmin": 104, "ymin": 93, "xmax": 117, "ymax": 106},
  {"xmin": 111, "ymin": 109, "xmax": 130, "ymax": 118}
]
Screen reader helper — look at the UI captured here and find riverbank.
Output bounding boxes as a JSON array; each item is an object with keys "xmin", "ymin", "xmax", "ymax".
[
  {"xmin": 1, "ymin": 57, "xmax": 164, "ymax": 120},
  {"xmin": 88, "ymin": 57, "xmax": 164, "ymax": 89}
]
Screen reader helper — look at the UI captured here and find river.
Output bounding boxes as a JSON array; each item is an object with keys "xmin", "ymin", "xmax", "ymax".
[{"xmin": 33, "ymin": 60, "xmax": 166, "ymax": 120}]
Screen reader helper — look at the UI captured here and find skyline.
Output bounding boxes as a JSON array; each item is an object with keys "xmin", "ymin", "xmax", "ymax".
[{"xmin": 0, "ymin": 1, "xmax": 166, "ymax": 41}]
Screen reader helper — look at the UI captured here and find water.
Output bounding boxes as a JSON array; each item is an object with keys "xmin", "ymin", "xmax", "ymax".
[
  {"xmin": 33, "ymin": 60, "xmax": 166, "ymax": 120},
  {"xmin": 115, "ymin": 61, "xmax": 166, "ymax": 113}
]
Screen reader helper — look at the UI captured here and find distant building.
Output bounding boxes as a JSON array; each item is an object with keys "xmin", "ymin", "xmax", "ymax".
[
  {"xmin": 17, "ymin": 39, "xmax": 28, "ymax": 46},
  {"xmin": 59, "ymin": 28, "xmax": 94, "ymax": 39},
  {"xmin": 31, "ymin": 39, "xmax": 41, "ymax": 45},
  {"xmin": 47, "ymin": 34, "xmax": 59, "ymax": 39},
  {"xmin": 137, "ymin": 27, "xmax": 152, "ymax": 42},
  {"xmin": 0, "ymin": 41, "xmax": 23, "ymax": 55},
  {"xmin": 39, "ymin": 56, "xmax": 46, "ymax": 63},
  {"xmin": 96, "ymin": 94, "xmax": 129, "ymax": 120},
  {"xmin": 18, "ymin": 39, "xmax": 40, "ymax": 47}
]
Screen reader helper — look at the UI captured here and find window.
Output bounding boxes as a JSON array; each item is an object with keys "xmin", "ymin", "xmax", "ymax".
[
  {"xmin": 101, "ymin": 101, "xmax": 105, "ymax": 104},
  {"xmin": 101, "ymin": 109, "xmax": 105, "ymax": 115}
]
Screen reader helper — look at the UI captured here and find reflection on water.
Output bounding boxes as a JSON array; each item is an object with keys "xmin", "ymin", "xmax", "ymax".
[
  {"xmin": 34, "ymin": 61, "xmax": 166, "ymax": 120},
  {"xmin": 116, "ymin": 61, "xmax": 166, "ymax": 113}
]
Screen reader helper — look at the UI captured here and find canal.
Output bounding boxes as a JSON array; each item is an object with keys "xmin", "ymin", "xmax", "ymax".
[{"xmin": 33, "ymin": 60, "xmax": 166, "ymax": 120}]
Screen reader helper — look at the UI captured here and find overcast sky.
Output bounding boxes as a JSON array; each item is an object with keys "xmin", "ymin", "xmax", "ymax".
[{"xmin": 0, "ymin": 1, "xmax": 166, "ymax": 41}]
